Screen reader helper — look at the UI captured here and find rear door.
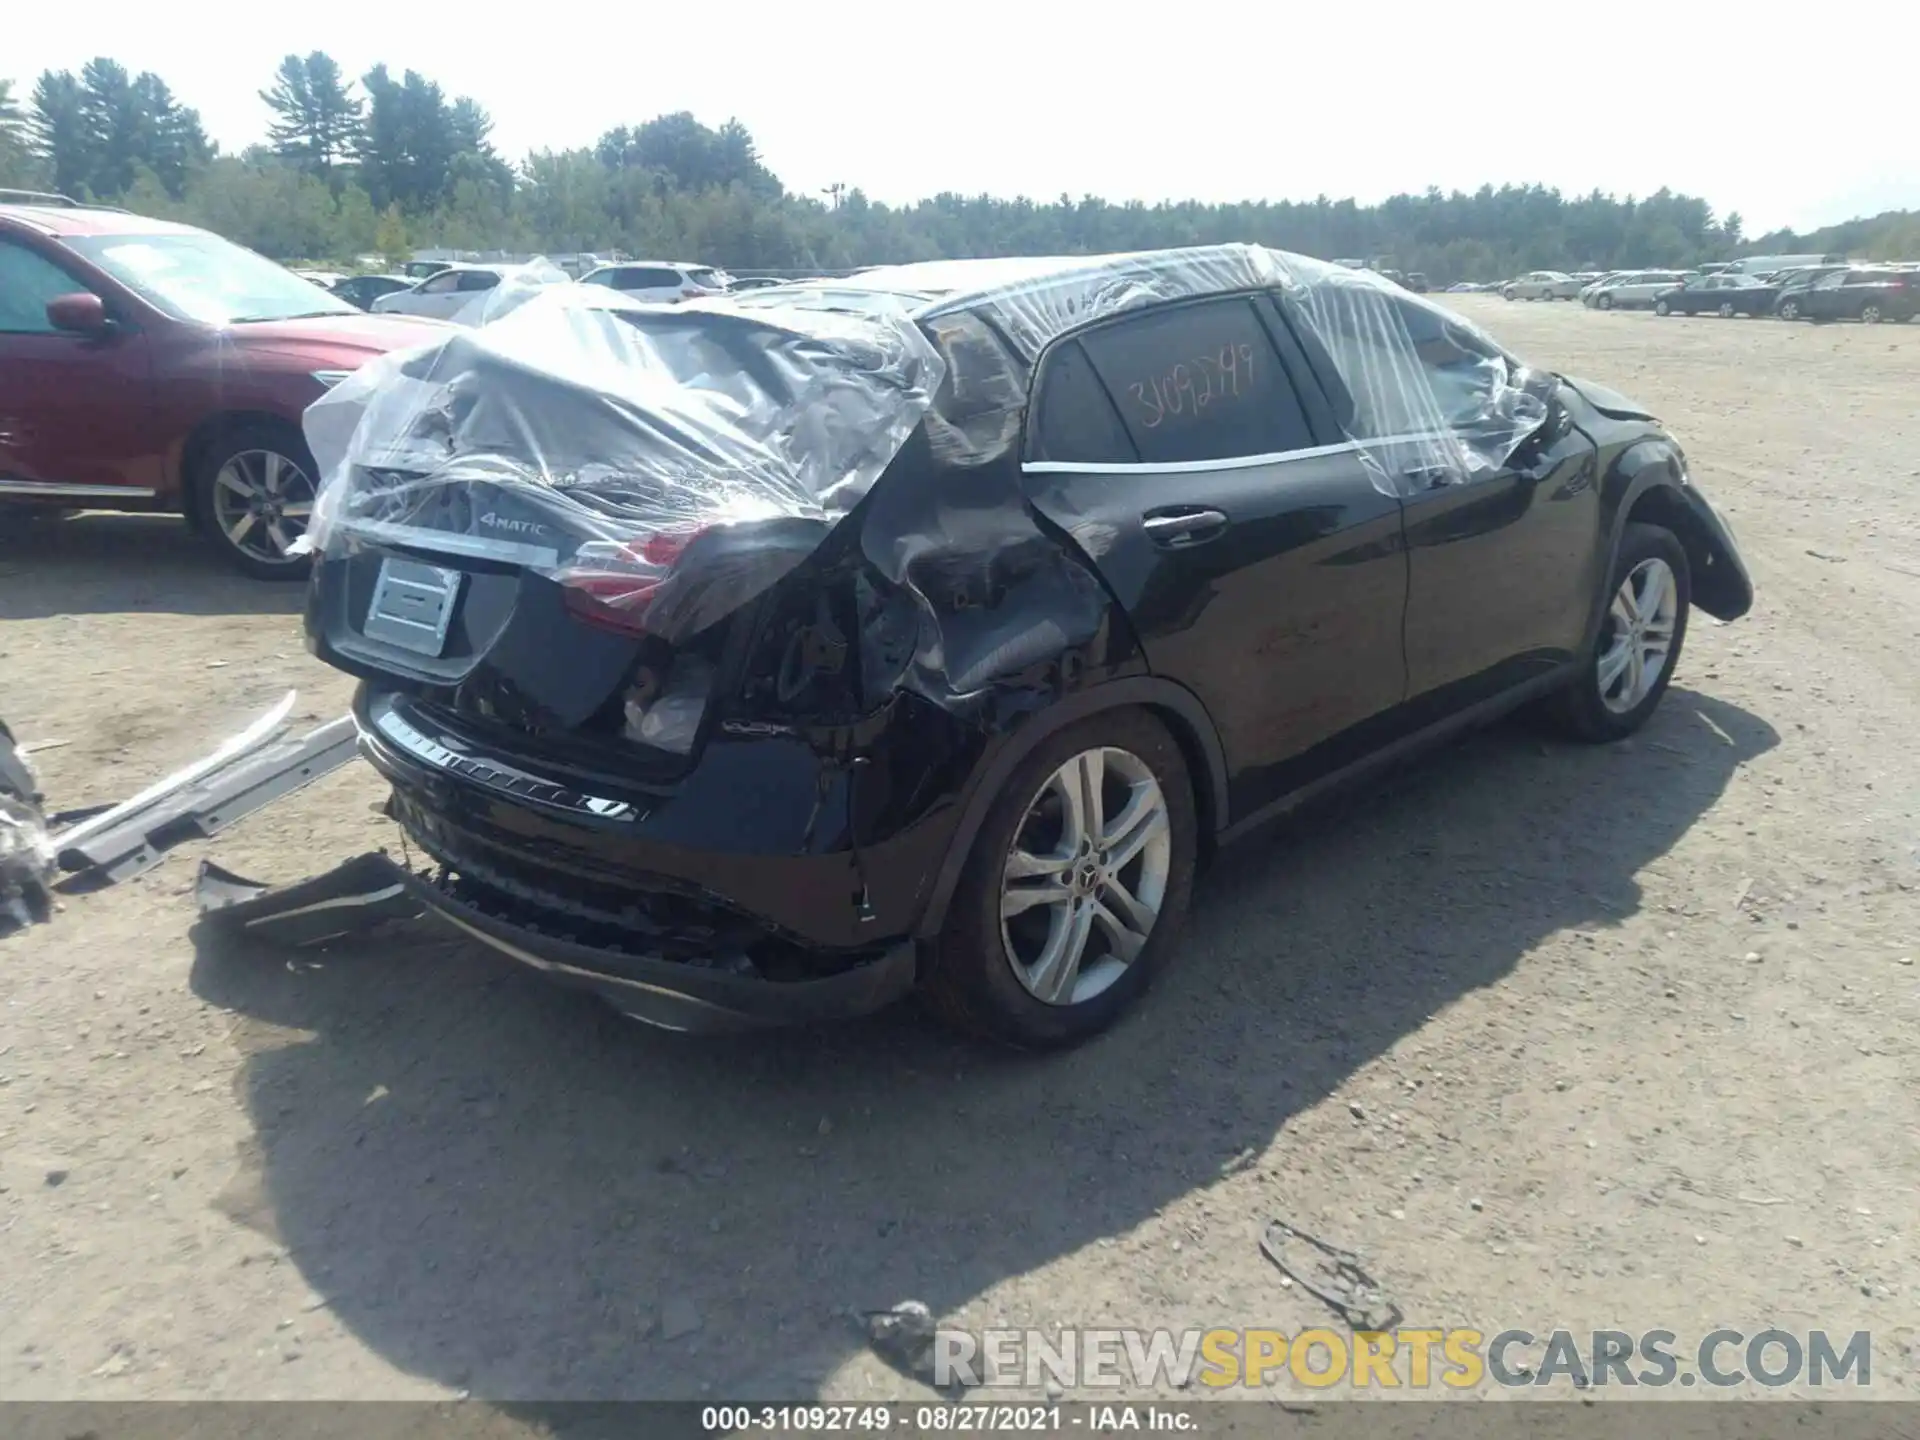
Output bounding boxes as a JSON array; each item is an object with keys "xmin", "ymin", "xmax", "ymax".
[
  {"xmin": 1020, "ymin": 293, "xmax": 1409, "ymax": 819},
  {"xmin": 0, "ymin": 234, "xmax": 158, "ymax": 497},
  {"xmin": 407, "ymin": 270, "xmax": 471, "ymax": 318},
  {"xmin": 1802, "ymin": 270, "xmax": 1850, "ymax": 319}
]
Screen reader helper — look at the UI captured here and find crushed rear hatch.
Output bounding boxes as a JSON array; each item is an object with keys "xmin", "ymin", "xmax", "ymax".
[{"xmin": 301, "ymin": 284, "xmax": 944, "ymax": 773}]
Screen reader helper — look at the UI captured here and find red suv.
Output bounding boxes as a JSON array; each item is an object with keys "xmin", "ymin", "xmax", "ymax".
[{"xmin": 0, "ymin": 199, "xmax": 446, "ymax": 577}]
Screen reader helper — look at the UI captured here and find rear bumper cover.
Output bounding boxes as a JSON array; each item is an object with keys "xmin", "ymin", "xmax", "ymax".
[
  {"xmin": 348, "ymin": 684, "xmax": 957, "ymax": 1027},
  {"xmin": 354, "ymin": 686, "xmax": 965, "ymax": 951},
  {"xmin": 400, "ymin": 868, "xmax": 918, "ymax": 1032},
  {"xmin": 194, "ymin": 847, "xmax": 916, "ymax": 1031}
]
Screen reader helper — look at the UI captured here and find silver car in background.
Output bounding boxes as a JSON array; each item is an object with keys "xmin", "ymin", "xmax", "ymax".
[
  {"xmin": 1578, "ymin": 271, "xmax": 1633, "ymax": 302},
  {"xmin": 1503, "ymin": 270, "xmax": 1584, "ymax": 300},
  {"xmin": 1586, "ymin": 270, "xmax": 1692, "ymax": 311}
]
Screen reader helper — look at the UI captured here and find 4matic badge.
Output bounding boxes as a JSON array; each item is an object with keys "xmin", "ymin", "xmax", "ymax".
[{"xmin": 478, "ymin": 511, "xmax": 550, "ymax": 536}]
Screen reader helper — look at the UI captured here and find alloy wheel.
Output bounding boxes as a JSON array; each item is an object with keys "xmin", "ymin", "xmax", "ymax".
[
  {"xmin": 1779, "ymin": 300, "xmax": 1799, "ymax": 320},
  {"xmin": 1597, "ymin": 558, "xmax": 1678, "ymax": 714},
  {"xmin": 1862, "ymin": 304, "xmax": 1883, "ymax": 324},
  {"xmin": 210, "ymin": 449, "xmax": 315, "ymax": 566},
  {"xmin": 1718, "ymin": 302, "xmax": 1734, "ymax": 318},
  {"xmin": 1000, "ymin": 746, "xmax": 1172, "ymax": 1007}
]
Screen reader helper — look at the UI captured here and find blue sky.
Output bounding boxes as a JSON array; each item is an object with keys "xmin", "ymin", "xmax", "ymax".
[{"xmin": 11, "ymin": 0, "xmax": 1917, "ymax": 234}]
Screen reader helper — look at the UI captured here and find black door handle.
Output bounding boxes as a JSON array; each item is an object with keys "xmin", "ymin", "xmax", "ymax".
[{"xmin": 1141, "ymin": 507, "xmax": 1229, "ymax": 548}]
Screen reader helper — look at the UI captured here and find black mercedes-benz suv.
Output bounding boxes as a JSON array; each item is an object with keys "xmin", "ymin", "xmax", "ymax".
[{"xmin": 301, "ymin": 245, "xmax": 1752, "ymax": 1047}]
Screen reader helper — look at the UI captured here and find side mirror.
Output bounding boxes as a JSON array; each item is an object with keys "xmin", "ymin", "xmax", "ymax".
[{"xmin": 46, "ymin": 291, "xmax": 112, "ymax": 337}]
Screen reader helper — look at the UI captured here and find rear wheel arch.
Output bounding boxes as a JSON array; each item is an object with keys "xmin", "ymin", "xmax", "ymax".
[{"xmin": 912, "ymin": 679, "xmax": 1228, "ymax": 943}]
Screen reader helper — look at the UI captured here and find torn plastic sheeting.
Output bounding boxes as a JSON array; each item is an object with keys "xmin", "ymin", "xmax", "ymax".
[
  {"xmin": 854, "ymin": 244, "xmax": 1549, "ymax": 491},
  {"xmin": 447, "ymin": 256, "xmax": 573, "ymax": 329},
  {"xmin": 302, "ymin": 283, "xmax": 945, "ymax": 644}
]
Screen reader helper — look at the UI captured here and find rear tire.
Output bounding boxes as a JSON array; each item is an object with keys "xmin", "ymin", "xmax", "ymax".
[
  {"xmin": 1597, "ymin": 294, "xmax": 1614, "ymax": 310},
  {"xmin": 189, "ymin": 424, "xmax": 318, "ymax": 581},
  {"xmin": 1654, "ymin": 299, "xmax": 1671, "ymax": 316},
  {"xmin": 920, "ymin": 709, "xmax": 1198, "ymax": 1049},
  {"xmin": 1778, "ymin": 299, "xmax": 1800, "ymax": 320},
  {"xmin": 1717, "ymin": 302, "xmax": 1735, "ymax": 318},
  {"xmin": 1861, "ymin": 303, "xmax": 1883, "ymax": 324},
  {"xmin": 1542, "ymin": 523, "xmax": 1691, "ymax": 744}
]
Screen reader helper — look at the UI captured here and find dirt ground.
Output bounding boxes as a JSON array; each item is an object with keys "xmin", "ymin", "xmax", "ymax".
[{"xmin": 1, "ymin": 296, "xmax": 1916, "ymax": 1408}]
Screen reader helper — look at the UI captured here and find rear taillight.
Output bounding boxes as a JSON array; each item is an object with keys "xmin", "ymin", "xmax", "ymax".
[{"xmin": 558, "ymin": 530, "xmax": 705, "ymax": 637}]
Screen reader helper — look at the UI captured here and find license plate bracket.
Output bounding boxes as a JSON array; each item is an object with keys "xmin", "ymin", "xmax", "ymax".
[{"xmin": 364, "ymin": 558, "xmax": 464, "ymax": 657}]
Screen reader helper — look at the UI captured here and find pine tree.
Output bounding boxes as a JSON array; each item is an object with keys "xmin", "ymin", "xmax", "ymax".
[
  {"xmin": 28, "ymin": 71, "xmax": 90, "ymax": 196},
  {"xmin": 0, "ymin": 79, "xmax": 40, "ymax": 187},
  {"xmin": 260, "ymin": 52, "xmax": 363, "ymax": 177}
]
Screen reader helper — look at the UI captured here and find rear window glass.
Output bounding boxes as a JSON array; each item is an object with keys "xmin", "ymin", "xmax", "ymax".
[
  {"xmin": 1077, "ymin": 297, "xmax": 1315, "ymax": 464},
  {"xmin": 1028, "ymin": 339, "xmax": 1137, "ymax": 465}
]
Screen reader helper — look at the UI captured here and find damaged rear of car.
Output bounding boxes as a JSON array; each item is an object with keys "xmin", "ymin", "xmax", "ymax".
[
  {"xmin": 303, "ymin": 281, "xmax": 973, "ymax": 1032},
  {"xmin": 299, "ymin": 245, "xmax": 1751, "ymax": 1045}
]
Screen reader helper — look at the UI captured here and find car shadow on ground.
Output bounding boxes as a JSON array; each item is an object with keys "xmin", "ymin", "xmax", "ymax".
[
  {"xmin": 187, "ymin": 688, "xmax": 1776, "ymax": 1404},
  {"xmin": 0, "ymin": 513, "xmax": 305, "ymax": 620}
]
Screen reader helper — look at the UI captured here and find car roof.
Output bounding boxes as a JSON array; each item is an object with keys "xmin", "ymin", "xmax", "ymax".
[
  {"xmin": 810, "ymin": 243, "xmax": 1486, "ymax": 365},
  {"xmin": 0, "ymin": 203, "xmax": 204, "ymax": 239}
]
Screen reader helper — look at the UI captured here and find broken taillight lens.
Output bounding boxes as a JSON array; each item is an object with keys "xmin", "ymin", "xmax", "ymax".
[{"xmin": 559, "ymin": 529, "xmax": 705, "ymax": 637}]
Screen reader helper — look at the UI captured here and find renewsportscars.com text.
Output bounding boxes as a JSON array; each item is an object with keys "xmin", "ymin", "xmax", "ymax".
[{"xmin": 933, "ymin": 1327, "xmax": 1872, "ymax": 1390}]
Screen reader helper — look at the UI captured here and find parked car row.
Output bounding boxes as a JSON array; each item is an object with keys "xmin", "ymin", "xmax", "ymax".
[
  {"xmin": 1503, "ymin": 270, "xmax": 1594, "ymax": 301},
  {"xmin": 1573, "ymin": 262, "xmax": 1920, "ymax": 324},
  {"xmin": 307, "ymin": 258, "xmax": 744, "ymax": 317}
]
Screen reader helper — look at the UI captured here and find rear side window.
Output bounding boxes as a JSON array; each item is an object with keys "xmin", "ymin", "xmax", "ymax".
[
  {"xmin": 1028, "ymin": 339, "xmax": 1136, "ymax": 464},
  {"xmin": 615, "ymin": 267, "xmax": 682, "ymax": 290},
  {"xmin": 1076, "ymin": 297, "xmax": 1316, "ymax": 464},
  {"xmin": 457, "ymin": 271, "xmax": 501, "ymax": 292}
]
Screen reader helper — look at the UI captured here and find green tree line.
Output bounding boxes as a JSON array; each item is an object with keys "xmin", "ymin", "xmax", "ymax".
[{"xmin": 1, "ymin": 61, "xmax": 1912, "ymax": 281}]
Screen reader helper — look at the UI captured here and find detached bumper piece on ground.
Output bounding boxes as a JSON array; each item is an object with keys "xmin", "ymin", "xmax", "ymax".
[{"xmin": 193, "ymin": 844, "xmax": 917, "ymax": 1034}]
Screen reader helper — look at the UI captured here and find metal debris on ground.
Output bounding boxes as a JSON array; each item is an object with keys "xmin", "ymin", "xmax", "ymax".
[
  {"xmin": 864, "ymin": 1299, "xmax": 938, "ymax": 1375},
  {"xmin": 1260, "ymin": 1220, "xmax": 1403, "ymax": 1332},
  {"xmin": 1, "ymin": 721, "xmax": 54, "ymax": 933},
  {"xmin": 54, "ymin": 696, "xmax": 358, "ymax": 890}
]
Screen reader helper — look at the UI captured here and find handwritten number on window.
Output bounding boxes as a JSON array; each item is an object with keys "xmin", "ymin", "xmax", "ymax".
[{"xmin": 1125, "ymin": 344, "xmax": 1254, "ymax": 429}]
